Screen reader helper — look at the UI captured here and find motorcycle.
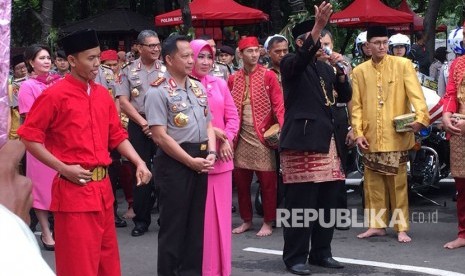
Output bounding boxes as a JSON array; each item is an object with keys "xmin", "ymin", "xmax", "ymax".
[{"xmin": 408, "ymin": 124, "xmax": 450, "ymax": 205}]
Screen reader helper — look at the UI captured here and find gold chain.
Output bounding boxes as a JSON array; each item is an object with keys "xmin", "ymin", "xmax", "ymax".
[{"xmin": 319, "ymin": 77, "xmax": 336, "ymax": 106}]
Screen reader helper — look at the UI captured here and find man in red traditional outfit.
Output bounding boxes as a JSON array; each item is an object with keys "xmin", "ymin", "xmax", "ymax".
[
  {"xmin": 228, "ymin": 36, "xmax": 284, "ymax": 237},
  {"xmin": 18, "ymin": 29, "xmax": 152, "ymax": 276},
  {"xmin": 442, "ymin": 22, "xmax": 465, "ymax": 250}
]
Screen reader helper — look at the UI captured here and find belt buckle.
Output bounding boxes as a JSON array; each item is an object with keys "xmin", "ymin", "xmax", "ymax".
[
  {"xmin": 200, "ymin": 144, "xmax": 207, "ymax": 150},
  {"xmin": 92, "ymin": 167, "xmax": 106, "ymax": 181}
]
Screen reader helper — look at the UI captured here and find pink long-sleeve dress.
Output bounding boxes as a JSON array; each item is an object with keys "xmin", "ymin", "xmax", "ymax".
[
  {"xmin": 202, "ymin": 74, "xmax": 239, "ymax": 276},
  {"xmin": 18, "ymin": 73, "xmax": 60, "ymax": 210}
]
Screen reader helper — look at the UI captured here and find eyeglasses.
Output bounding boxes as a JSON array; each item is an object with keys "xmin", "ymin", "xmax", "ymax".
[
  {"xmin": 140, "ymin": 43, "xmax": 161, "ymax": 50},
  {"xmin": 370, "ymin": 40, "xmax": 389, "ymax": 47}
]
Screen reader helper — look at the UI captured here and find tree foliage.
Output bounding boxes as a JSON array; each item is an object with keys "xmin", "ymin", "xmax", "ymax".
[{"xmin": 11, "ymin": 0, "xmax": 465, "ymax": 50}]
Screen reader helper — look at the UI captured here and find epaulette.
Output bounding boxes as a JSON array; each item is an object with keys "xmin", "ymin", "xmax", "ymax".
[
  {"xmin": 150, "ymin": 77, "xmax": 166, "ymax": 87},
  {"xmin": 215, "ymin": 61, "xmax": 227, "ymax": 66},
  {"xmin": 101, "ymin": 64, "xmax": 111, "ymax": 69},
  {"xmin": 121, "ymin": 61, "xmax": 132, "ymax": 69},
  {"xmin": 188, "ymin": 75, "xmax": 200, "ymax": 82}
]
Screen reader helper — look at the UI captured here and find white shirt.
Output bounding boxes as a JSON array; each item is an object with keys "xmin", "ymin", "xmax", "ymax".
[{"xmin": 0, "ymin": 204, "xmax": 55, "ymax": 276}]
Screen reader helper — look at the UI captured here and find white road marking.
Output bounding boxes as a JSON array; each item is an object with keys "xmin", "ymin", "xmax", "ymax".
[
  {"xmin": 243, "ymin": 247, "xmax": 465, "ymax": 276},
  {"xmin": 345, "ymin": 177, "xmax": 455, "ymax": 186}
]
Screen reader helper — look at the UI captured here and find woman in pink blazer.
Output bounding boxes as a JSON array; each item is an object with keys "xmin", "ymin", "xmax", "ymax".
[{"xmin": 190, "ymin": 39, "xmax": 239, "ymax": 276}]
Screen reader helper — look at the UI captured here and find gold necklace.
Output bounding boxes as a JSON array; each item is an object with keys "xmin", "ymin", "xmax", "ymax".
[{"xmin": 319, "ymin": 77, "xmax": 336, "ymax": 106}]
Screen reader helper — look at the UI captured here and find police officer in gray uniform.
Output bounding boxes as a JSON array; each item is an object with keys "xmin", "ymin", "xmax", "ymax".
[
  {"xmin": 95, "ymin": 63, "xmax": 116, "ymax": 96},
  {"xmin": 211, "ymin": 60, "xmax": 230, "ymax": 80},
  {"xmin": 198, "ymin": 34, "xmax": 231, "ymax": 80},
  {"xmin": 115, "ymin": 29, "xmax": 166, "ymax": 237},
  {"xmin": 92, "ymin": 51, "xmax": 128, "ymax": 228},
  {"xmin": 144, "ymin": 35, "xmax": 216, "ymax": 276}
]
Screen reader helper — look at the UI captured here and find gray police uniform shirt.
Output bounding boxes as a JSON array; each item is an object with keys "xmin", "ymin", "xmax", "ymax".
[
  {"xmin": 115, "ymin": 58, "xmax": 166, "ymax": 114},
  {"xmin": 209, "ymin": 62, "xmax": 229, "ymax": 81},
  {"xmin": 144, "ymin": 72, "xmax": 211, "ymax": 144},
  {"xmin": 94, "ymin": 65, "xmax": 116, "ymax": 97},
  {"xmin": 9, "ymin": 76, "xmax": 26, "ymax": 108}
]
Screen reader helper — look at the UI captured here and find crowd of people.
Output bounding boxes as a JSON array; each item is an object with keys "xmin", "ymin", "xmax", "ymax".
[{"xmin": 2, "ymin": 1, "xmax": 465, "ymax": 275}]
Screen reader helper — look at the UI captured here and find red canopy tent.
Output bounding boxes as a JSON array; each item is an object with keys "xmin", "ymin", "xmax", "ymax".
[
  {"xmin": 154, "ymin": 0, "xmax": 269, "ymax": 28},
  {"xmin": 329, "ymin": 0, "xmax": 413, "ymax": 28},
  {"xmin": 395, "ymin": 0, "xmax": 447, "ymax": 32}
]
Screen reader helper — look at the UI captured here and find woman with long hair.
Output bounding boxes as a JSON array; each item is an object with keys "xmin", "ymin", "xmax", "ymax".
[
  {"xmin": 190, "ymin": 39, "xmax": 239, "ymax": 276},
  {"xmin": 18, "ymin": 44, "xmax": 61, "ymax": 251}
]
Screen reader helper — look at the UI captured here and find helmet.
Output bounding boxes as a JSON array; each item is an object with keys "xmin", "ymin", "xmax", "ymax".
[
  {"xmin": 447, "ymin": 27, "xmax": 465, "ymax": 55},
  {"xmin": 388, "ymin": 33, "xmax": 411, "ymax": 55},
  {"xmin": 355, "ymin": 31, "xmax": 367, "ymax": 56}
]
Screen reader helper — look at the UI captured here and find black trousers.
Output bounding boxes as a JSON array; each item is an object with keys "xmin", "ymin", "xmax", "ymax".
[
  {"xmin": 109, "ymin": 150, "xmax": 122, "ymax": 216},
  {"xmin": 282, "ymin": 181, "xmax": 340, "ymax": 267},
  {"xmin": 336, "ymin": 180, "xmax": 347, "ymax": 209},
  {"xmin": 155, "ymin": 143, "xmax": 208, "ymax": 276},
  {"xmin": 128, "ymin": 119, "xmax": 157, "ymax": 227},
  {"xmin": 332, "ymin": 105, "xmax": 350, "ymax": 211}
]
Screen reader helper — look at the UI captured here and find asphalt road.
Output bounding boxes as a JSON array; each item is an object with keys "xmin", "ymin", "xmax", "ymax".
[{"xmin": 39, "ymin": 177, "xmax": 465, "ymax": 276}]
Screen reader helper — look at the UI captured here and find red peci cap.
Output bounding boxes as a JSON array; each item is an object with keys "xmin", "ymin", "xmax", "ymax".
[
  {"xmin": 238, "ymin": 36, "xmax": 259, "ymax": 51},
  {"xmin": 100, "ymin": 50, "xmax": 118, "ymax": 61}
]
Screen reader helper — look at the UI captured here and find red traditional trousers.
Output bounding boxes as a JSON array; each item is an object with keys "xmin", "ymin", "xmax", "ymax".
[
  {"xmin": 54, "ymin": 202, "xmax": 121, "ymax": 275},
  {"xmin": 233, "ymin": 168, "xmax": 277, "ymax": 222},
  {"xmin": 455, "ymin": 178, "xmax": 465, "ymax": 239}
]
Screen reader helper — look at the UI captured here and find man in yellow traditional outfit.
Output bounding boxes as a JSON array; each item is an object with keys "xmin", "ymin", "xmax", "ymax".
[{"xmin": 351, "ymin": 26, "xmax": 429, "ymax": 243}]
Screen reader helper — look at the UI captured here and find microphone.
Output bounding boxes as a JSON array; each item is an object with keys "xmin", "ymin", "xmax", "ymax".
[{"xmin": 322, "ymin": 46, "xmax": 346, "ymax": 74}]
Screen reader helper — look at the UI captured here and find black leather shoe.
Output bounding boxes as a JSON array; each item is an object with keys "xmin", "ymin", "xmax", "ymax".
[
  {"xmin": 131, "ymin": 225, "xmax": 148, "ymax": 237},
  {"xmin": 115, "ymin": 215, "xmax": 127, "ymax": 228},
  {"xmin": 286, "ymin": 263, "xmax": 310, "ymax": 275},
  {"xmin": 309, "ymin": 257, "xmax": 344, "ymax": 269}
]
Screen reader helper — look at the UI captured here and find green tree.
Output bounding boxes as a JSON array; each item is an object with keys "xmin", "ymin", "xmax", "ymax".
[{"xmin": 178, "ymin": 0, "xmax": 192, "ymax": 35}]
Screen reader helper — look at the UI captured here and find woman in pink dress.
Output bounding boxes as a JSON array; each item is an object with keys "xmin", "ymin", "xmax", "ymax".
[
  {"xmin": 190, "ymin": 39, "xmax": 240, "ymax": 276},
  {"xmin": 18, "ymin": 45, "xmax": 61, "ymax": 251}
]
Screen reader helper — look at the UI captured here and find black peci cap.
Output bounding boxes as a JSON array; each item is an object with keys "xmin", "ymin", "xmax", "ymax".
[
  {"xmin": 60, "ymin": 29, "xmax": 100, "ymax": 56},
  {"xmin": 292, "ymin": 20, "xmax": 315, "ymax": 39},
  {"xmin": 367, "ymin": 26, "xmax": 388, "ymax": 41},
  {"xmin": 11, "ymin": 54, "xmax": 25, "ymax": 68}
]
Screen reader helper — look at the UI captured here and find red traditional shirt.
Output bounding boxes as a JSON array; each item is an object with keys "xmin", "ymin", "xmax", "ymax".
[
  {"xmin": 228, "ymin": 65, "xmax": 284, "ymax": 149},
  {"xmin": 443, "ymin": 56, "xmax": 465, "ymax": 113},
  {"xmin": 18, "ymin": 74, "xmax": 127, "ymax": 168},
  {"xmin": 18, "ymin": 74, "xmax": 127, "ymax": 212}
]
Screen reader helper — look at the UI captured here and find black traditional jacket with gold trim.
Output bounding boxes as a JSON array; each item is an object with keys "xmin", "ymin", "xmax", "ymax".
[{"xmin": 279, "ymin": 36, "xmax": 352, "ymax": 154}]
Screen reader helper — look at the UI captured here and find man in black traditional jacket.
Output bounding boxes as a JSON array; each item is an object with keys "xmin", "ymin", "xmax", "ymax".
[{"xmin": 279, "ymin": 2, "xmax": 352, "ymax": 275}]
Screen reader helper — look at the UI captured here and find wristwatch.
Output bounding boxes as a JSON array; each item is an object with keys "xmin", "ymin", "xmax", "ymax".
[{"xmin": 207, "ymin": 150, "xmax": 218, "ymax": 158}]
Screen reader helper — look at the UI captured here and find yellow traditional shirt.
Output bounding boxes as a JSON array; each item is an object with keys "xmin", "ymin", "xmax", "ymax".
[{"xmin": 351, "ymin": 55, "xmax": 429, "ymax": 152}]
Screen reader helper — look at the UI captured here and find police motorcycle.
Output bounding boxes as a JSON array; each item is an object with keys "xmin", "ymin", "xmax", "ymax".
[{"xmin": 408, "ymin": 124, "xmax": 450, "ymax": 205}]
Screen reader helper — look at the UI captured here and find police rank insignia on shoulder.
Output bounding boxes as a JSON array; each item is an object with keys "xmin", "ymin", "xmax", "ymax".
[
  {"xmin": 188, "ymin": 75, "xmax": 200, "ymax": 82},
  {"xmin": 121, "ymin": 61, "xmax": 132, "ymax": 70},
  {"xmin": 101, "ymin": 64, "xmax": 111, "ymax": 69},
  {"xmin": 151, "ymin": 77, "xmax": 166, "ymax": 87},
  {"xmin": 189, "ymin": 79, "xmax": 204, "ymax": 98}
]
